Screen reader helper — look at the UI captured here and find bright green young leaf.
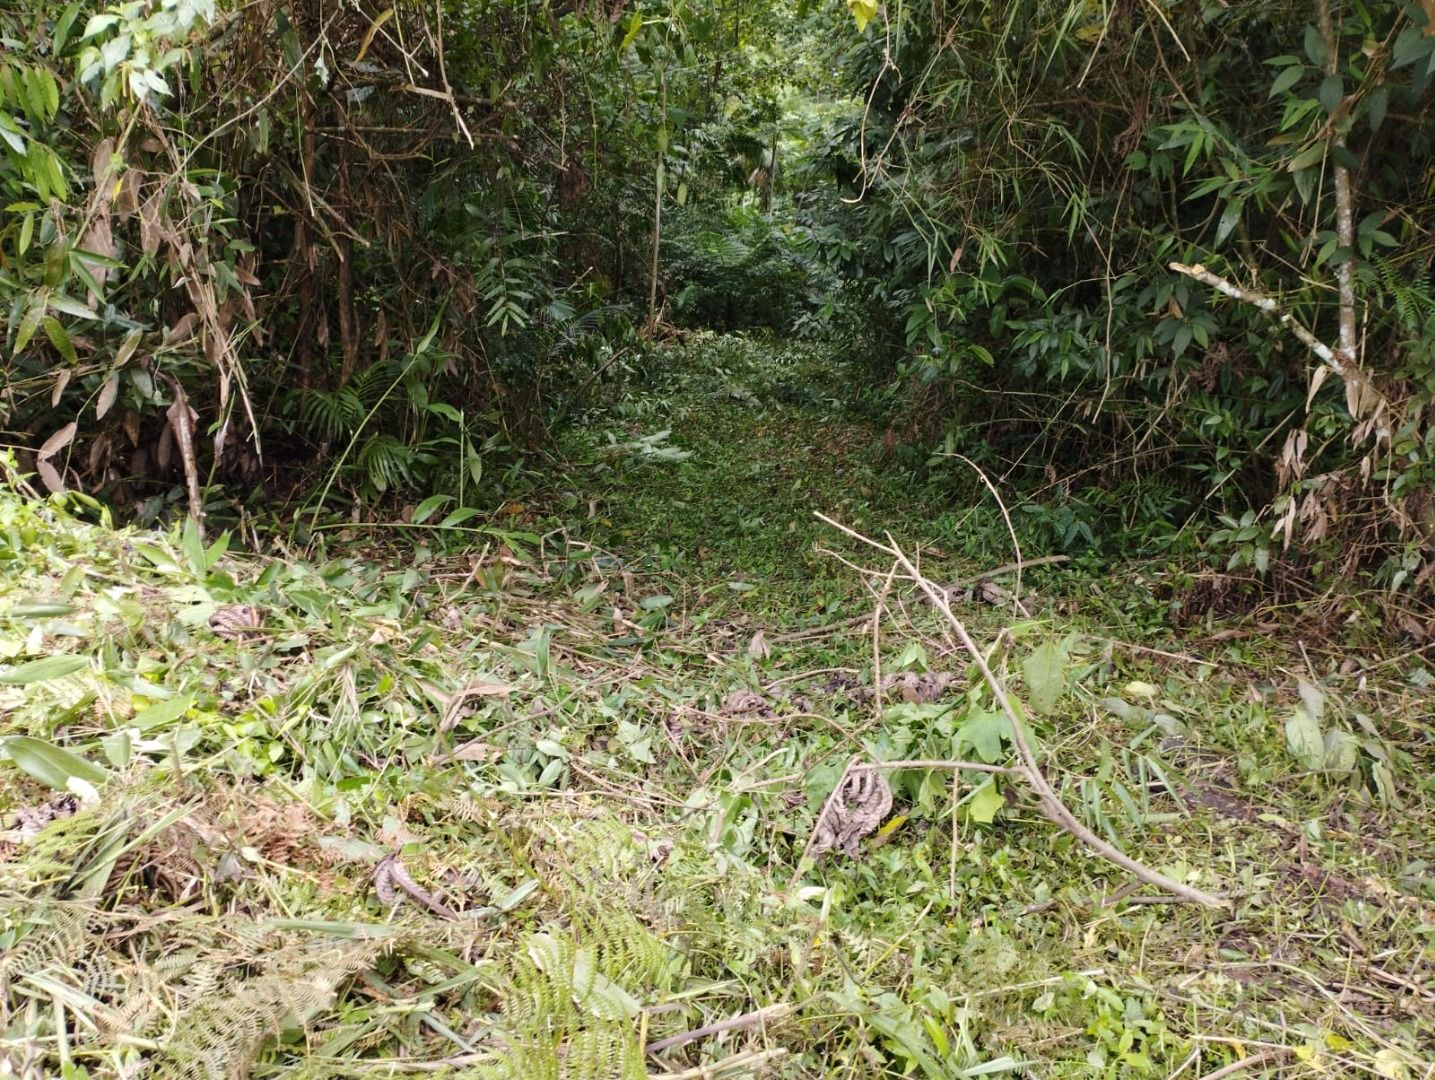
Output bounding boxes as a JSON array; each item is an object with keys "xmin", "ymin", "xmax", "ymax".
[
  {"xmin": 848, "ymin": 0, "xmax": 878, "ymax": 32},
  {"xmin": 967, "ymin": 778, "xmax": 1005, "ymax": 824},
  {"xmin": 619, "ymin": 11, "xmax": 642, "ymax": 51}
]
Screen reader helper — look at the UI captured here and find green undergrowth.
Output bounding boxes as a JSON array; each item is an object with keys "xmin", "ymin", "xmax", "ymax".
[{"xmin": 0, "ymin": 335, "xmax": 1432, "ymax": 1079}]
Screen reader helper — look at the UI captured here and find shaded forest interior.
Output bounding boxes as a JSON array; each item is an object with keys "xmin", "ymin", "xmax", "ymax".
[{"xmin": 1, "ymin": 0, "xmax": 1431, "ymax": 608}]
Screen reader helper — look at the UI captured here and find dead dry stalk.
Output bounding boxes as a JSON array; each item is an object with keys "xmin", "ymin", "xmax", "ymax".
[{"xmin": 815, "ymin": 512, "xmax": 1229, "ymax": 910}]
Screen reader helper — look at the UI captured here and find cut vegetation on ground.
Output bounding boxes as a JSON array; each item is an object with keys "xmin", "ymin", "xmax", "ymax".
[{"xmin": 2, "ymin": 337, "xmax": 1432, "ymax": 1079}]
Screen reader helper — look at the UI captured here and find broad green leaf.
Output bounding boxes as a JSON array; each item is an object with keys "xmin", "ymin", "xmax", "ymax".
[
  {"xmin": 955, "ymin": 709, "xmax": 1008, "ymax": 763},
  {"xmin": 1321, "ymin": 728, "xmax": 1358, "ymax": 774},
  {"xmin": 13, "ymin": 305, "xmax": 45, "ymax": 356},
  {"xmin": 411, "ymin": 494, "xmax": 450, "ymax": 525},
  {"xmin": 42, "ymin": 316, "xmax": 78, "ymax": 364},
  {"xmin": 132, "ymin": 542, "xmax": 182, "ymax": 572},
  {"xmin": 180, "ymin": 518, "xmax": 206, "ymax": 578},
  {"xmin": 1022, "ymin": 641, "xmax": 1067, "ymax": 714},
  {"xmin": 133, "ymin": 695, "xmax": 193, "ymax": 731},
  {"xmin": 1285, "ymin": 706, "xmax": 1324, "ymax": 770},
  {"xmin": 0, "ymin": 654, "xmax": 88, "ymax": 684},
  {"xmin": 438, "ymin": 506, "xmax": 480, "ymax": 528},
  {"xmin": 7, "ymin": 602, "xmax": 76, "ymax": 617},
  {"xmin": 1215, "ymin": 200, "xmax": 1243, "ymax": 246},
  {"xmin": 1268, "ymin": 64, "xmax": 1305, "ymax": 98},
  {"xmin": 53, "ymin": 1, "xmax": 84, "ymax": 54},
  {"xmin": 1287, "ymin": 143, "xmax": 1326, "ymax": 172},
  {"xmin": 1297, "ymin": 680, "xmax": 1325, "ymax": 722},
  {"xmin": 966, "ymin": 778, "xmax": 1005, "ymax": 824},
  {"xmin": 4, "ymin": 735, "xmax": 109, "ymax": 789},
  {"xmin": 1317, "ymin": 73, "xmax": 1342, "ymax": 115}
]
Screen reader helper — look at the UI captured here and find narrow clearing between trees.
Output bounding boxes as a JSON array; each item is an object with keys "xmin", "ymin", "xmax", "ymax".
[{"xmin": 1, "ymin": 336, "xmax": 1431, "ymax": 1079}]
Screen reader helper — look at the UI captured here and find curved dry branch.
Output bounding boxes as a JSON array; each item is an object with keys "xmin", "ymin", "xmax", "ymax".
[{"xmin": 816, "ymin": 512, "xmax": 1230, "ymax": 910}]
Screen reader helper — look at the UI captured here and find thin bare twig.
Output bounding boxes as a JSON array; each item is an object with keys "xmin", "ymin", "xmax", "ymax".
[
  {"xmin": 645, "ymin": 1003, "xmax": 794, "ymax": 1055},
  {"xmin": 1196, "ymin": 1050, "xmax": 1290, "ymax": 1080}
]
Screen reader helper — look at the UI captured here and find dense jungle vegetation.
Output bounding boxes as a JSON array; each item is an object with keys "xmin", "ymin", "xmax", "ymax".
[{"xmin": 1, "ymin": 0, "xmax": 1434, "ymax": 1076}]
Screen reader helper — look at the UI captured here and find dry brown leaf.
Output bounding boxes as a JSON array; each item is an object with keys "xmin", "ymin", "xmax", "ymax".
[
  {"xmin": 50, "ymin": 368, "xmax": 71, "ymax": 407},
  {"xmin": 209, "ymin": 604, "xmax": 264, "ymax": 640},
  {"xmin": 747, "ymin": 629, "xmax": 770, "ymax": 660},
  {"xmin": 466, "ymin": 680, "xmax": 517, "ymax": 696},
  {"xmin": 123, "ymin": 408, "xmax": 140, "ymax": 446},
  {"xmin": 810, "ymin": 765, "xmax": 893, "ymax": 859},
  {"xmin": 87, "ymin": 432, "xmax": 109, "ymax": 475},
  {"xmin": 96, "ymin": 371, "xmax": 119, "ymax": 419},
  {"xmin": 138, "ymin": 194, "xmax": 160, "ymax": 256},
  {"xmin": 449, "ymin": 740, "xmax": 500, "ymax": 762},
  {"xmin": 91, "ymin": 138, "xmax": 115, "ymax": 185},
  {"xmin": 115, "ymin": 169, "xmax": 140, "ymax": 217},
  {"xmin": 35, "ymin": 459, "xmax": 65, "ymax": 493},
  {"xmin": 39, "ymin": 422, "xmax": 77, "ymax": 460},
  {"xmin": 438, "ymin": 679, "xmax": 518, "ymax": 733},
  {"xmin": 163, "ymin": 312, "xmax": 200, "ymax": 345}
]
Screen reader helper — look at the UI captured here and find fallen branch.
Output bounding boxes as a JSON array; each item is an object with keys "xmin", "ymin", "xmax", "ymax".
[
  {"xmin": 646, "ymin": 1003, "xmax": 794, "ymax": 1055},
  {"xmin": 1168, "ymin": 262, "xmax": 1357, "ymax": 382},
  {"xmin": 651, "ymin": 1048, "xmax": 789, "ymax": 1079},
  {"xmin": 815, "ymin": 513, "xmax": 1230, "ymax": 910}
]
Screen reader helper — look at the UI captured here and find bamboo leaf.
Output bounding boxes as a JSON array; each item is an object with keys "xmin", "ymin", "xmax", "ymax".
[{"xmin": 3, "ymin": 735, "xmax": 109, "ymax": 789}]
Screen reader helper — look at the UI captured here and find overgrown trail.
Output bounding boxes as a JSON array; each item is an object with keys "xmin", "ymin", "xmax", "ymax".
[
  {"xmin": 555, "ymin": 334, "xmax": 945, "ymax": 613},
  {"xmin": 0, "ymin": 336, "xmax": 1432, "ymax": 1078}
]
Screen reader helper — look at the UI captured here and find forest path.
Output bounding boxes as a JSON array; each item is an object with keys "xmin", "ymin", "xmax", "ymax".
[
  {"xmin": 548, "ymin": 333, "xmax": 995, "ymax": 629},
  {"xmin": 0, "ymin": 335, "xmax": 1429, "ymax": 1076}
]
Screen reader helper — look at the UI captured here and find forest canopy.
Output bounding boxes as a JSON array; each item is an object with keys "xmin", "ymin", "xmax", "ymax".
[{"xmin": 1, "ymin": 0, "xmax": 1433, "ymax": 588}]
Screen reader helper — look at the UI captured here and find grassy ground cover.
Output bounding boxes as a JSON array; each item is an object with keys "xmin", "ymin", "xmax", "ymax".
[{"xmin": 0, "ymin": 335, "xmax": 1431, "ymax": 1078}]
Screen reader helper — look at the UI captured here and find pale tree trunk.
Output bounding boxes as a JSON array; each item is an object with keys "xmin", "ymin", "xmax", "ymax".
[
  {"xmin": 646, "ymin": 73, "xmax": 667, "ymax": 335},
  {"xmin": 1315, "ymin": 0, "xmax": 1358, "ymax": 368}
]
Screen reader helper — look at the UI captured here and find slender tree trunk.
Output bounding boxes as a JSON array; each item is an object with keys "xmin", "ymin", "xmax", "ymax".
[
  {"xmin": 646, "ymin": 73, "xmax": 666, "ymax": 334},
  {"xmin": 646, "ymin": 157, "xmax": 663, "ymax": 332},
  {"xmin": 337, "ymin": 138, "xmax": 358, "ymax": 387},
  {"xmin": 1315, "ymin": 0, "xmax": 1357, "ymax": 368}
]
